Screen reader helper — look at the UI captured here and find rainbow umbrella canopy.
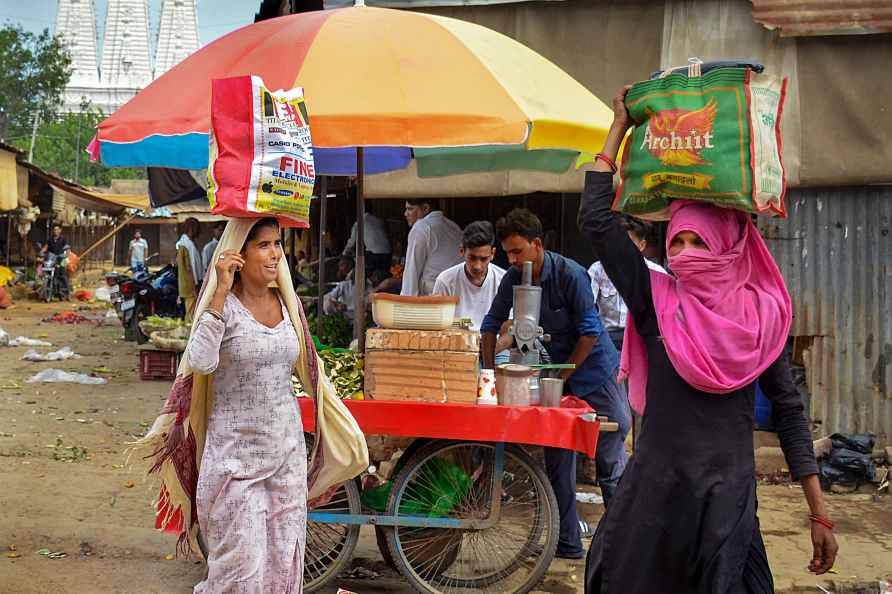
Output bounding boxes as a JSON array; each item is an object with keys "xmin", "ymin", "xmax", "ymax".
[{"xmin": 94, "ymin": 6, "xmax": 613, "ymax": 182}]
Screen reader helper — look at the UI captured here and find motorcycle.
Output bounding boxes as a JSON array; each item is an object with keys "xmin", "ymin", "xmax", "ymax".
[
  {"xmin": 104, "ymin": 257, "xmax": 148, "ymax": 323},
  {"xmin": 104, "ymin": 269, "xmax": 132, "ymax": 324},
  {"xmin": 105, "ymin": 255, "xmax": 181, "ymax": 343},
  {"xmin": 38, "ymin": 248, "xmax": 71, "ymax": 302}
]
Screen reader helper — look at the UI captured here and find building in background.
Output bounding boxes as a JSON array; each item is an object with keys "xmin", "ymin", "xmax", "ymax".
[
  {"xmin": 98, "ymin": 0, "xmax": 154, "ymax": 112},
  {"xmin": 54, "ymin": 0, "xmax": 103, "ymax": 111},
  {"xmin": 55, "ymin": 0, "xmax": 200, "ymax": 114},
  {"xmin": 154, "ymin": 0, "xmax": 201, "ymax": 78}
]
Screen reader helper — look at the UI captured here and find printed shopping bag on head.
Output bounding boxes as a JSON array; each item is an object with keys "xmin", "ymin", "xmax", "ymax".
[
  {"xmin": 208, "ymin": 75, "xmax": 316, "ymax": 227},
  {"xmin": 614, "ymin": 64, "xmax": 787, "ymax": 220}
]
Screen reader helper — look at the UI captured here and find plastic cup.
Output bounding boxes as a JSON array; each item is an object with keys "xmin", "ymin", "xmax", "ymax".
[{"xmin": 540, "ymin": 378, "xmax": 564, "ymax": 407}]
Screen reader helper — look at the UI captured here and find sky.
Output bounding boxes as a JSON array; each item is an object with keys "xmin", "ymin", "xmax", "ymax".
[{"xmin": 0, "ymin": 0, "xmax": 260, "ymax": 52}]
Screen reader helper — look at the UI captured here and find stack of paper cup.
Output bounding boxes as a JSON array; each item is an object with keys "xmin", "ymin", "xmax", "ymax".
[{"xmin": 477, "ymin": 369, "xmax": 498, "ymax": 405}]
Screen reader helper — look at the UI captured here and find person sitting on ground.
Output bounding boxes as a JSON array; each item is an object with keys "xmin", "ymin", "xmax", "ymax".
[
  {"xmin": 323, "ymin": 256, "xmax": 368, "ymax": 321},
  {"xmin": 432, "ymin": 221, "xmax": 506, "ymax": 332},
  {"xmin": 578, "ymin": 86, "xmax": 838, "ymax": 594},
  {"xmin": 588, "ymin": 216, "xmax": 666, "ymax": 352},
  {"xmin": 372, "ymin": 262, "xmax": 404, "ymax": 295},
  {"xmin": 295, "ymin": 250, "xmax": 314, "ymax": 279}
]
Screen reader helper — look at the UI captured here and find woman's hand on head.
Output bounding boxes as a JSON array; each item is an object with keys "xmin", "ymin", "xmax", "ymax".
[
  {"xmin": 215, "ymin": 250, "xmax": 244, "ymax": 294},
  {"xmin": 611, "ymin": 86, "xmax": 633, "ymax": 131}
]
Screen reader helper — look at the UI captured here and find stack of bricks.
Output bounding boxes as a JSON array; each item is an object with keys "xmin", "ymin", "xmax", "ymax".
[{"xmin": 363, "ymin": 328, "xmax": 480, "ymax": 404}]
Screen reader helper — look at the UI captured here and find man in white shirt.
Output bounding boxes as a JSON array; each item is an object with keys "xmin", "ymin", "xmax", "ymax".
[
  {"xmin": 432, "ymin": 221, "xmax": 506, "ymax": 331},
  {"xmin": 201, "ymin": 222, "xmax": 225, "ymax": 276},
  {"xmin": 400, "ymin": 198, "xmax": 462, "ymax": 296},
  {"xmin": 343, "ymin": 205, "xmax": 392, "ymax": 275},
  {"xmin": 128, "ymin": 230, "xmax": 149, "ymax": 272},
  {"xmin": 588, "ymin": 216, "xmax": 666, "ymax": 351}
]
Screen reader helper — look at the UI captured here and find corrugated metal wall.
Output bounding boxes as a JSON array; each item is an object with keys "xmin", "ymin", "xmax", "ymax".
[{"xmin": 758, "ymin": 187, "xmax": 891, "ymax": 442}]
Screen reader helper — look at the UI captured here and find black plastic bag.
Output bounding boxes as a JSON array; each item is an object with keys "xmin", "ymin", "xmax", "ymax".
[
  {"xmin": 829, "ymin": 433, "xmax": 875, "ymax": 454},
  {"xmin": 819, "ymin": 433, "xmax": 877, "ymax": 490},
  {"xmin": 819, "ymin": 462, "xmax": 862, "ymax": 490},
  {"xmin": 828, "ymin": 448, "xmax": 875, "ymax": 476}
]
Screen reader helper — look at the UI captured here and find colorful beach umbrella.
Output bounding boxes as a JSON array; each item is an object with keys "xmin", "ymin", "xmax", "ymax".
[{"xmin": 93, "ymin": 6, "xmax": 613, "ymax": 177}]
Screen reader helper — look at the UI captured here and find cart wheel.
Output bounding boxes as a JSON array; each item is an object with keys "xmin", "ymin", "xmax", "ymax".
[
  {"xmin": 304, "ymin": 435, "xmax": 362, "ymax": 593},
  {"xmin": 373, "ymin": 438, "xmax": 431, "ymax": 573},
  {"xmin": 384, "ymin": 440, "xmax": 559, "ymax": 594}
]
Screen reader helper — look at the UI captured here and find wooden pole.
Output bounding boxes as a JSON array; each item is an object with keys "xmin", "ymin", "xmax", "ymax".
[
  {"xmin": 316, "ymin": 176, "xmax": 327, "ymax": 338},
  {"xmin": 110, "ymin": 225, "xmax": 117, "ymax": 268},
  {"xmin": 353, "ymin": 148, "xmax": 366, "ymax": 352},
  {"xmin": 78, "ymin": 212, "xmax": 137, "ymax": 260},
  {"xmin": 5, "ymin": 215, "xmax": 12, "ymax": 266}
]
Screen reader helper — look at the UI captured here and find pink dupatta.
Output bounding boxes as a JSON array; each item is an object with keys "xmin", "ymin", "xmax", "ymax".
[{"xmin": 620, "ymin": 201, "xmax": 792, "ymax": 415}]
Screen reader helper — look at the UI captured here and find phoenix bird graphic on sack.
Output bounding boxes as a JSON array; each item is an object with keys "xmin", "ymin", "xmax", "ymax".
[{"xmin": 640, "ymin": 98, "xmax": 718, "ymax": 167}]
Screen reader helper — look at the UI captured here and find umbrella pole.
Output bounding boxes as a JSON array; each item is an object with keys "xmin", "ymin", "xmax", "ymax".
[
  {"xmin": 316, "ymin": 176, "xmax": 328, "ymax": 338},
  {"xmin": 354, "ymin": 148, "xmax": 366, "ymax": 352}
]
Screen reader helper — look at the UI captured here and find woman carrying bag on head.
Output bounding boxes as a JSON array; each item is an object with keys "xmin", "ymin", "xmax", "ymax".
[
  {"xmin": 577, "ymin": 89, "xmax": 838, "ymax": 594},
  {"xmin": 132, "ymin": 217, "xmax": 368, "ymax": 594}
]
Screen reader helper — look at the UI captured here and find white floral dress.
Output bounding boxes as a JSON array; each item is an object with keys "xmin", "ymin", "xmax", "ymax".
[{"xmin": 188, "ymin": 293, "xmax": 306, "ymax": 594}]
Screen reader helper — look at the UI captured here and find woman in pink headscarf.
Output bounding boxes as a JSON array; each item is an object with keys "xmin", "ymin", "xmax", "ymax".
[{"xmin": 577, "ymin": 88, "xmax": 838, "ymax": 594}]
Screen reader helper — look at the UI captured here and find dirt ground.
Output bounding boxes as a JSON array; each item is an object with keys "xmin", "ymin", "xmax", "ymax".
[{"xmin": 1, "ymin": 301, "xmax": 890, "ymax": 594}]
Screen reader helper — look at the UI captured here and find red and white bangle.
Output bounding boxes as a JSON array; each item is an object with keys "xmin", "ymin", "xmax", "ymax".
[
  {"xmin": 809, "ymin": 514, "xmax": 834, "ymax": 530},
  {"xmin": 595, "ymin": 153, "xmax": 618, "ymax": 173}
]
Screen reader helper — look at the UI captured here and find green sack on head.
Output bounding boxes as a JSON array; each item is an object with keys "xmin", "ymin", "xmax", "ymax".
[{"xmin": 614, "ymin": 66, "xmax": 787, "ymax": 220}]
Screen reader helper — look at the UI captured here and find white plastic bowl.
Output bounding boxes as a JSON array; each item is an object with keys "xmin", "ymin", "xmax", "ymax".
[{"xmin": 371, "ymin": 293, "xmax": 459, "ymax": 330}]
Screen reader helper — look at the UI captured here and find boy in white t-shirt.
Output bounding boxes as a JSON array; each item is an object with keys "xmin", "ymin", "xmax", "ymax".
[{"xmin": 432, "ymin": 221, "xmax": 506, "ymax": 332}]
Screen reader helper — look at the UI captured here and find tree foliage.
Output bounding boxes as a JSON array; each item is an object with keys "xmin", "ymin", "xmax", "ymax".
[
  {"xmin": 0, "ymin": 25, "xmax": 144, "ymax": 187},
  {"xmin": 0, "ymin": 24, "xmax": 72, "ymax": 140},
  {"xmin": 11, "ymin": 102, "xmax": 146, "ymax": 187}
]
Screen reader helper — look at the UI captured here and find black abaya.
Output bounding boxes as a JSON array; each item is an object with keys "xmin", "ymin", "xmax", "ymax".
[{"xmin": 578, "ymin": 172, "xmax": 818, "ymax": 594}]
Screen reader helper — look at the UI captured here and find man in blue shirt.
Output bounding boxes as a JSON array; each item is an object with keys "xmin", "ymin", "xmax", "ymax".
[{"xmin": 481, "ymin": 208, "xmax": 631, "ymax": 559}]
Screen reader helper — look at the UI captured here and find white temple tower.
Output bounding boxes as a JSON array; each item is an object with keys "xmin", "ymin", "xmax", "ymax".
[
  {"xmin": 99, "ymin": 0, "xmax": 153, "ymax": 112},
  {"xmin": 154, "ymin": 0, "xmax": 200, "ymax": 78},
  {"xmin": 56, "ymin": 0, "xmax": 200, "ymax": 115},
  {"xmin": 55, "ymin": 0, "xmax": 102, "ymax": 111}
]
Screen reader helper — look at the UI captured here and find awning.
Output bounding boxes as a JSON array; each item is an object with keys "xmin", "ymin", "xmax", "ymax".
[
  {"xmin": 164, "ymin": 197, "xmax": 227, "ymax": 223},
  {"xmin": 0, "ymin": 145, "xmax": 27, "ymax": 211},
  {"xmin": 22, "ymin": 163, "xmax": 150, "ymax": 213},
  {"xmin": 751, "ymin": 0, "xmax": 892, "ymax": 36}
]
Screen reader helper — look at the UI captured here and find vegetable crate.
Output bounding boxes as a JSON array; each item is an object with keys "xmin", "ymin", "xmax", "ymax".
[{"xmin": 138, "ymin": 347, "xmax": 180, "ymax": 381}]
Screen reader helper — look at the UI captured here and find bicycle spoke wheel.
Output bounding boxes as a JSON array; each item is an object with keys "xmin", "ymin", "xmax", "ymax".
[
  {"xmin": 385, "ymin": 441, "xmax": 558, "ymax": 594},
  {"xmin": 303, "ymin": 434, "xmax": 362, "ymax": 593}
]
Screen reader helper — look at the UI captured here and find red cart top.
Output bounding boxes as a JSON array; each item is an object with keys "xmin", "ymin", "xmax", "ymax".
[{"xmin": 298, "ymin": 396, "xmax": 600, "ymax": 458}]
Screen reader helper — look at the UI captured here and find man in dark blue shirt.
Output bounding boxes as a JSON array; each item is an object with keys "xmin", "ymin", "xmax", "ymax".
[
  {"xmin": 481, "ymin": 208, "xmax": 631, "ymax": 559},
  {"xmin": 40, "ymin": 224, "xmax": 70, "ymax": 300}
]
